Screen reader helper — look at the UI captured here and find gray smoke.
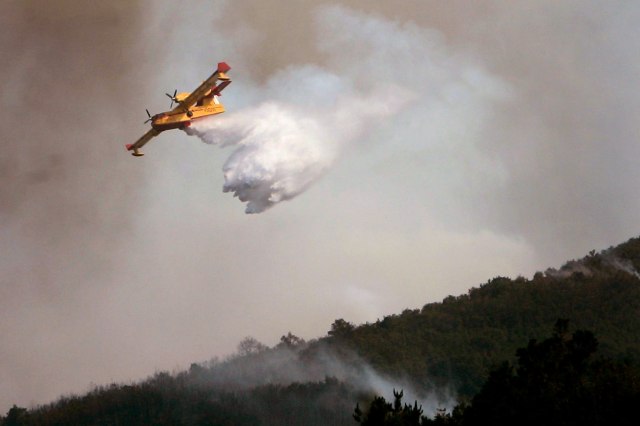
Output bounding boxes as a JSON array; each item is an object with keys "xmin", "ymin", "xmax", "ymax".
[
  {"xmin": 197, "ymin": 338, "xmax": 454, "ymax": 416},
  {"xmin": 0, "ymin": 0, "xmax": 152, "ymax": 410},
  {"xmin": 184, "ymin": 3, "xmax": 507, "ymax": 214},
  {"xmin": 3, "ymin": 0, "xmax": 640, "ymax": 413}
]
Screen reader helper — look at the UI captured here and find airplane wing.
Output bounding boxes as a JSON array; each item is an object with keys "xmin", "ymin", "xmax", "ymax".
[
  {"xmin": 170, "ymin": 62, "xmax": 231, "ymax": 114},
  {"xmin": 125, "ymin": 128, "xmax": 160, "ymax": 157}
]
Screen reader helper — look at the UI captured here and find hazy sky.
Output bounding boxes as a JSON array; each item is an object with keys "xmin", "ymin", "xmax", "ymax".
[{"xmin": 2, "ymin": 0, "xmax": 639, "ymax": 410}]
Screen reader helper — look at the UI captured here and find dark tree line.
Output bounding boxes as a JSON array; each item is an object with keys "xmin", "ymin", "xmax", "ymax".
[
  {"xmin": 355, "ymin": 320, "xmax": 640, "ymax": 425},
  {"xmin": 353, "ymin": 389, "xmax": 428, "ymax": 426},
  {"xmin": 1, "ymin": 377, "xmax": 359, "ymax": 426}
]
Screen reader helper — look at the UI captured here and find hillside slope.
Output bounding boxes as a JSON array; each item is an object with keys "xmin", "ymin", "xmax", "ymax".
[
  {"xmin": 318, "ymin": 237, "xmax": 640, "ymax": 396},
  {"xmin": 4, "ymin": 237, "xmax": 640, "ymax": 425}
]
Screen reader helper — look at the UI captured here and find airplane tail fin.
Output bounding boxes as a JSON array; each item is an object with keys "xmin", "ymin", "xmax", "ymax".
[
  {"xmin": 211, "ymin": 62, "xmax": 231, "ymax": 95},
  {"xmin": 216, "ymin": 62, "xmax": 231, "ymax": 81}
]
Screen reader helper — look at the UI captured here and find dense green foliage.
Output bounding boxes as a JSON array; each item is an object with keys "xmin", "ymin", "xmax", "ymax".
[
  {"xmin": 1, "ymin": 376, "xmax": 360, "ymax": 426},
  {"xmin": 356, "ymin": 320, "xmax": 640, "ymax": 425},
  {"xmin": 460, "ymin": 320, "xmax": 640, "ymax": 425},
  {"xmin": 319, "ymin": 237, "xmax": 640, "ymax": 397},
  {"xmin": 3, "ymin": 237, "xmax": 640, "ymax": 425},
  {"xmin": 353, "ymin": 389, "xmax": 433, "ymax": 426}
]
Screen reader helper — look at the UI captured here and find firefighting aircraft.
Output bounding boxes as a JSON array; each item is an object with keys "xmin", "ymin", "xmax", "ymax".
[{"xmin": 125, "ymin": 61, "xmax": 231, "ymax": 156}]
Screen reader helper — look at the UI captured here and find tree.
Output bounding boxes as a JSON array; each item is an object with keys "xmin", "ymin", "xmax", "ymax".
[
  {"xmin": 278, "ymin": 332, "xmax": 306, "ymax": 349},
  {"xmin": 2, "ymin": 405, "xmax": 28, "ymax": 426},
  {"xmin": 236, "ymin": 336, "xmax": 268, "ymax": 356},
  {"xmin": 353, "ymin": 389, "xmax": 426, "ymax": 425},
  {"xmin": 329, "ymin": 319, "xmax": 355, "ymax": 338},
  {"xmin": 462, "ymin": 320, "xmax": 640, "ymax": 426}
]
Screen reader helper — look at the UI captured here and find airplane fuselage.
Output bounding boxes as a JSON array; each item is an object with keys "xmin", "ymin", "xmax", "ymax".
[
  {"xmin": 126, "ymin": 61, "xmax": 231, "ymax": 156},
  {"xmin": 150, "ymin": 96, "xmax": 226, "ymax": 131}
]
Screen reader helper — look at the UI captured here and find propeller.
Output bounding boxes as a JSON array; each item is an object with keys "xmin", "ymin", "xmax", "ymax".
[
  {"xmin": 144, "ymin": 109, "xmax": 153, "ymax": 124},
  {"xmin": 165, "ymin": 89, "xmax": 178, "ymax": 109}
]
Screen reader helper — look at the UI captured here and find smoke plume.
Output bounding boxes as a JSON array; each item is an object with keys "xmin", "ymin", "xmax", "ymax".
[
  {"xmin": 199, "ymin": 339, "xmax": 454, "ymax": 416},
  {"xmin": 186, "ymin": 65, "xmax": 412, "ymax": 213},
  {"xmin": 184, "ymin": 3, "xmax": 508, "ymax": 214}
]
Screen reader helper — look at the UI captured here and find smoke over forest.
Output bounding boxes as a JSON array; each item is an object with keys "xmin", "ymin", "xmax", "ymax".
[{"xmin": 2, "ymin": 0, "xmax": 640, "ymax": 412}]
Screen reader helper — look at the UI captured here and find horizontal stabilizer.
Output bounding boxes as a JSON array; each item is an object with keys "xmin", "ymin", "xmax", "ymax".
[{"xmin": 212, "ymin": 80, "xmax": 232, "ymax": 96}]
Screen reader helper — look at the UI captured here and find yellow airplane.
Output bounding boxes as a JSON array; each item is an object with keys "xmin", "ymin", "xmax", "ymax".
[{"xmin": 125, "ymin": 61, "xmax": 231, "ymax": 156}]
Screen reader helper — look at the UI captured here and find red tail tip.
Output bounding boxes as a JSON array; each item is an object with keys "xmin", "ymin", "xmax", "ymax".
[
  {"xmin": 217, "ymin": 62, "xmax": 231, "ymax": 73},
  {"xmin": 125, "ymin": 144, "xmax": 133, "ymax": 151}
]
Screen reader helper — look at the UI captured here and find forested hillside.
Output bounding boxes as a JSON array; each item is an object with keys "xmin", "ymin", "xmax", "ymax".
[
  {"xmin": 354, "ymin": 320, "xmax": 640, "ymax": 425},
  {"xmin": 3, "ymin": 237, "xmax": 640, "ymax": 425},
  {"xmin": 321, "ymin": 237, "xmax": 640, "ymax": 396}
]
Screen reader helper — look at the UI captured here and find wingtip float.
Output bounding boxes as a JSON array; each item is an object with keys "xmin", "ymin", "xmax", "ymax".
[{"xmin": 125, "ymin": 61, "xmax": 231, "ymax": 157}]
